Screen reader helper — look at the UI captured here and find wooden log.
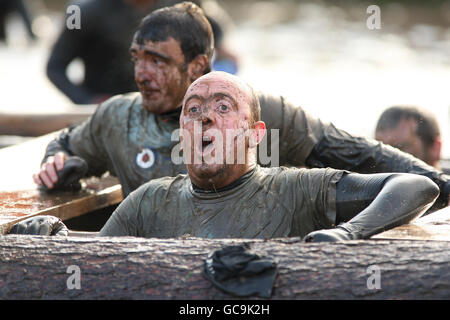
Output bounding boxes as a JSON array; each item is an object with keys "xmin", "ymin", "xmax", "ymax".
[
  {"xmin": 0, "ymin": 109, "xmax": 94, "ymax": 137},
  {"xmin": 0, "ymin": 236, "xmax": 448, "ymax": 299}
]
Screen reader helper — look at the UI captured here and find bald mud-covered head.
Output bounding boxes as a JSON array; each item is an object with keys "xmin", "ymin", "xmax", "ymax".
[{"xmin": 180, "ymin": 72, "xmax": 266, "ymax": 190}]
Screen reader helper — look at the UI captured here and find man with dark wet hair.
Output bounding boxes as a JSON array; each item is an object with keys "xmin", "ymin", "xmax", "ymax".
[
  {"xmin": 46, "ymin": 0, "xmax": 230, "ymax": 104},
  {"xmin": 12, "ymin": 72, "xmax": 440, "ymax": 241},
  {"xmin": 37, "ymin": 2, "xmax": 212, "ymax": 196},
  {"xmin": 375, "ymin": 106, "xmax": 444, "ymax": 171},
  {"xmin": 46, "ymin": 0, "xmax": 151, "ymax": 104},
  {"xmin": 35, "ymin": 2, "xmax": 449, "ymax": 211}
]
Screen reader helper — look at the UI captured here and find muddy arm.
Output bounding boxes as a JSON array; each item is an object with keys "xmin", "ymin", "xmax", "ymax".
[
  {"xmin": 305, "ymin": 123, "xmax": 449, "ymax": 211},
  {"xmin": 304, "ymin": 172, "xmax": 440, "ymax": 242}
]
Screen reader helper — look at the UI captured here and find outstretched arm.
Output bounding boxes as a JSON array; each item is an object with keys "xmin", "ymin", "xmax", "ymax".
[
  {"xmin": 304, "ymin": 172, "xmax": 440, "ymax": 242},
  {"xmin": 259, "ymin": 93, "xmax": 449, "ymax": 210},
  {"xmin": 305, "ymin": 124, "xmax": 449, "ymax": 211}
]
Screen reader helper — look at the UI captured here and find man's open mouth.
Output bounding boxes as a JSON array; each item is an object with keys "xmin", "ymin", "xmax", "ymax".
[
  {"xmin": 202, "ymin": 136, "xmax": 214, "ymax": 152},
  {"xmin": 142, "ymin": 89, "xmax": 159, "ymax": 96}
]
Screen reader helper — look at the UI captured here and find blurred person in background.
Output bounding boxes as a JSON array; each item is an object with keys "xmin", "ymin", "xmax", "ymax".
[
  {"xmin": 375, "ymin": 106, "xmax": 449, "ymax": 174},
  {"xmin": 46, "ymin": 0, "xmax": 237, "ymax": 105},
  {"xmin": 0, "ymin": 0, "xmax": 36, "ymax": 42}
]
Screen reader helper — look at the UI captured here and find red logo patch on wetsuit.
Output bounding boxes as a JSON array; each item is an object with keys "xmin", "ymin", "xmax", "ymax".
[{"xmin": 136, "ymin": 148, "xmax": 155, "ymax": 169}]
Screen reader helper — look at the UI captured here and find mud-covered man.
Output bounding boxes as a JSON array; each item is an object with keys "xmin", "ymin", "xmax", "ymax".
[
  {"xmin": 12, "ymin": 72, "xmax": 440, "ymax": 240},
  {"xmin": 34, "ymin": 2, "xmax": 449, "ymax": 210},
  {"xmin": 46, "ymin": 0, "xmax": 233, "ymax": 104}
]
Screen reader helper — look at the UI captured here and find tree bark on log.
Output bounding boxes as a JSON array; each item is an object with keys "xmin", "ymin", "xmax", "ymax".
[{"xmin": 0, "ymin": 235, "xmax": 449, "ymax": 299}]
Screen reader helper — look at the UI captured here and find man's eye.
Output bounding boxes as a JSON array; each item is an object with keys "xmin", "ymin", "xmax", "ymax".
[
  {"xmin": 153, "ymin": 57, "xmax": 164, "ymax": 66},
  {"xmin": 189, "ymin": 106, "xmax": 199, "ymax": 114},
  {"xmin": 219, "ymin": 105, "xmax": 228, "ymax": 112}
]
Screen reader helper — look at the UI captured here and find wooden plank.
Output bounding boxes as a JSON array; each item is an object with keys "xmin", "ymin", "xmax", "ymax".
[
  {"xmin": 0, "ymin": 133, "xmax": 123, "ymax": 235},
  {"xmin": 374, "ymin": 206, "xmax": 450, "ymax": 241}
]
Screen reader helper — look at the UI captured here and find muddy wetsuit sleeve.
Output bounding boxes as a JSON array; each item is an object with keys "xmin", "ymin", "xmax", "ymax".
[
  {"xmin": 42, "ymin": 100, "xmax": 112, "ymax": 177},
  {"xmin": 259, "ymin": 93, "xmax": 449, "ymax": 210},
  {"xmin": 303, "ymin": 172, "xmax": 440, "ymax": 242},
  {"xmin": 41, "ymin": 127, "xmax": 74, "ymax": 165},
  {"xmin": 305, "ymin": 123, "xmax": 450, "ymax": 210},
  {"xmin": 259, "ymin": 93, "xmax": 326, "ymax": 167}
]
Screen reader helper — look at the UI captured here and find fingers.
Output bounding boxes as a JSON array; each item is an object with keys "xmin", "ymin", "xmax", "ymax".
[
  {"xmin": 8, "ymin": 216, "xmax": 65, "ymax": 236},
  {"xmin": 39, "ymin": 163, "xmax": 56, "ymax": 188},
  {"xmin": 54, "ymin": 152, "xmax": 67, "ymax": 171},
  {"xmin": 45, "ymin": 158, "xmax": 59, "ymax": 183},
  {"xmin": 51, "ymin": 218, "xmax": 69, "ymax": 236},
  {"xmin": 32, "ymin": 173, "xmax": 43, "ymax": 187},
  {"xmin": 34, "ymin": 156, "xmax": 63, "ymax": 189},
  {"xmin": 37, "ymin": 169, "xmax": 53, "ymax": 189},
  {"xmin": 9, "ymin": 221, "xmax": 26, "ymax": 234},
  {"xmin": 33, "ymin": 154, "xmax": 86, "ymax": 192},
  {"xmin": 27, "ymin": 219, "xmax": 43, "ymax": 235}
]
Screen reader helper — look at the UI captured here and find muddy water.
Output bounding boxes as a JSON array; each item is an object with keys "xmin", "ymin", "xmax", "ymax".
[{"xmin": 0, "ymin": 2, "xmax": 449, "ymax": 157}]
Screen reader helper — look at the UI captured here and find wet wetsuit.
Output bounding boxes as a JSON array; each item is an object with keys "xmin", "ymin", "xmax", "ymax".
[
  {"xmin": 98, "ymin": 165, "xmax": 438, "ymax": 239},
  {"xmin": 42, "ymin": 91, "xmax": 450, "ymax": 209},
  {"xmin": 44, "ymin": 92, "xmax": 186, "ymax": 197}
]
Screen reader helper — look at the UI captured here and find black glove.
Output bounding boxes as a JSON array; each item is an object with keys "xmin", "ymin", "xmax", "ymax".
[
  {"xmin": 303, "ymin": 223, "xmax": 361, "ymax": 242},
  {"xmin": 9, "ymin": 216, "xmax": 69, "ymax": 236},
  {"xmin": 41, "ymin": 156, "xmax": 88, "ymax": 192}
]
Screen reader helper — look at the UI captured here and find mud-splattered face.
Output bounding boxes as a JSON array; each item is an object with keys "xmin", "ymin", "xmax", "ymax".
[
  {"xmin": 180, "ymin": 72, "xmax": 264, "ymax": 189},
  {"xmin": 130, "ymin": 37, "xmax": 191, "ymax": 114}
]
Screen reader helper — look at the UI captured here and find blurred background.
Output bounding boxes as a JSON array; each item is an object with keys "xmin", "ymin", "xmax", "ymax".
[{"xmin": 0, "ymin": 0, "xmax": 449, "ymax": 162}]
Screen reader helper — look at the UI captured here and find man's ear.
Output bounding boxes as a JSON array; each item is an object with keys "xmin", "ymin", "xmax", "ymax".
[
  {"xmin": 187, "ymin": 54, "xmax": 209, "ymax": 82},
  {"xmin": 249, "ymin": 121, "xmax": 266, "ymax": 148}
]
